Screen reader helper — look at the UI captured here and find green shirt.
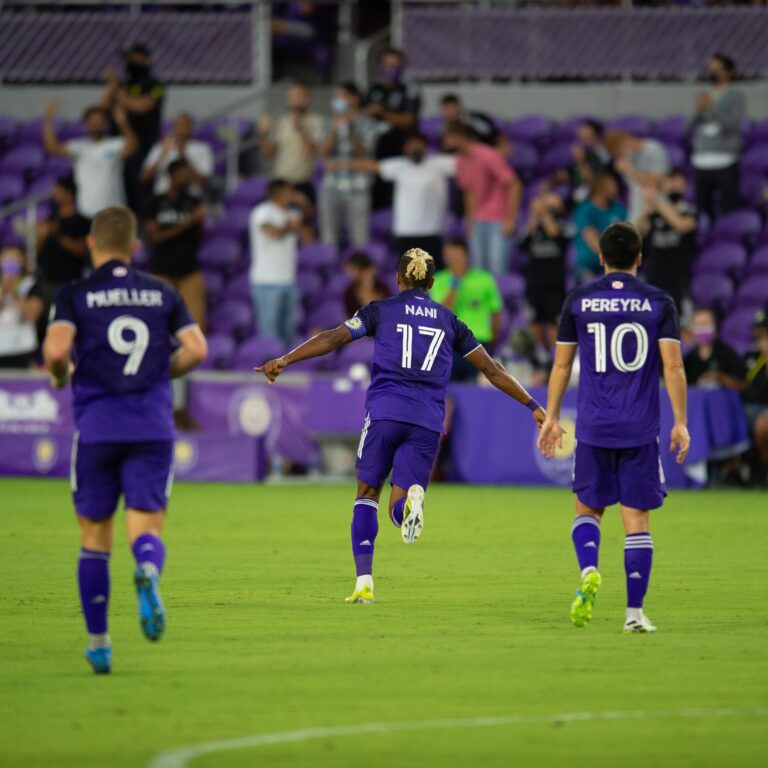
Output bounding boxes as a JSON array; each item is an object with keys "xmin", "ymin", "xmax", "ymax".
[{"xmin": 431, "ymin": 268, "xmax": 502, "ymax": 343}]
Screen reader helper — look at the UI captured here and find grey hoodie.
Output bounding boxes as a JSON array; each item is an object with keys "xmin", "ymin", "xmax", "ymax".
[{"xmin": 691, "ymin": 86, "xmax": 746, "ymax": 160}]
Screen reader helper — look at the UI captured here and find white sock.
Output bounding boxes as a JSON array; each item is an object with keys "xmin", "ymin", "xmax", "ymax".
[
  {"xmin": 88, "ymin": 633, "xmax": 111, "ymax": 650},
  {"xmin": 581, "ymin": 566, "xmax": 597, "ymax": 578},
  {"xmin": 625, "ymin": 607, "xmax": 643, "ymax": 623},
  {"xmin": 355, "ymin": 574, "xmax": 373, "ymax": 592}
]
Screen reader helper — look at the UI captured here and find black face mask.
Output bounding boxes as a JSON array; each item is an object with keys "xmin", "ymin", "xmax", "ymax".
[
  {"xmin": 126, "ymin": 62, "xmax": 149, "ymax": 80},
  {"xmin": 408, "ymin": 151, "xmax": 425, "ymax": 164},
  {"xmin": 668, "ymin": 192, "xmax": 684, "ymax": 203}
]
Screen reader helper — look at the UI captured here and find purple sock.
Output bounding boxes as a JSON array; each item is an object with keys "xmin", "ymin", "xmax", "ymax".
[
  {"xmin": 132, "ymin": 534, "xmax": 166, "ymax": 574},
  {"xmin": 571, "ymin": 515, "xmax": 601, "ymax": 573},
  {"xmin": 78, "ymin": 548, "xmax": 110, "ymax": 635},
  {"xmin": 351, "ymin": 498, "xmax": 379, "ymax": 576},
  {"xmin": 625, "ymin": 533, "xmax": 654, "ymax": 608},
  {"xmin": 390, "ymin": 498, "xmax": 406, "ymax": 527}
]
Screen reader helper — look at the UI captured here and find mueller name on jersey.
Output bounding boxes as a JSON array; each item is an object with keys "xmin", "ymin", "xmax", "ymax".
[
  {"xmin": 581, "ymin": 298, "xmax": 653, "ymax": 313},
  {"xmin": 86, "ymin": 288, "xmax": 164, "ymax": 309},
  {"xmin": 405, "ymin": 304, "xmax": 437, "ymax": 319}
]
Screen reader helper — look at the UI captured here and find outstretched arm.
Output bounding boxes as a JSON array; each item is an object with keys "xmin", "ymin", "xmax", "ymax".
[
  {"xmin": 659, "ymin": 339, "xmax": 690, "ymax": 464},
  {"xmin": 537, "ymin": 342, "xmax": 577, "ymax": 457},
  {"xmin": 255, "ymin": 325, "xmax": 353, "ymax": 383},
  {"xmin": 465, "ymin": 345, "xmax": 546, "ymax": 427}
]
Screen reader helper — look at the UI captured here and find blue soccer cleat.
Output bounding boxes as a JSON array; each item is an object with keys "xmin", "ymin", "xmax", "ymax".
[
  {"xmin": 85, "ymin": 647, "xmax": 112, "ymax": 674},
  {"xmin": 134, "ymin": 564, "xmax": 166, "ymax": 642}
]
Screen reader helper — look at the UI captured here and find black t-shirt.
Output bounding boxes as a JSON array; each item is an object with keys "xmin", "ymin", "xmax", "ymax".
[
  {"xmin": 37, "ymin": 212, "xmax": 91, "ymax": 284},
  {"xmin": 521, "ymin": 225, "xmax": 570, "ymax": 290},
  {"xmin": 743, "ymin": 351, "xmax": 768, "ymax": 405},
  {"xmin": 683, "ymin": 340, "xmax": 747, "ymax": 385},
  {"xmin": 148, "ymin": 192, "xmax": 202, "ymax": 277},
  {"xmin": 365, "ymin": 81, "xmax": 421, "ymax": 158},
  {"xmin": 644, "ymin": 200, "xmax": 697, "ymax": 281},
  {"xmin": 124, "ymin": 74, "xmax": 165, "ymax": 149}
]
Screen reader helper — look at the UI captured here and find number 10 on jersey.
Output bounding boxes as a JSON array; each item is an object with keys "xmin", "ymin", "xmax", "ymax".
[
  {"xmin": 587, "ymin": 321, "xmax": 648, "ymax": 373},
  {"xmin": 397, "ymin": 324, "xmax": 445, "ymax": 372}
]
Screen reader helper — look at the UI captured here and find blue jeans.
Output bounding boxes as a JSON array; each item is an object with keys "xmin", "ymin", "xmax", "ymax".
[
  {"xmin": 470, "ymin": 220, "xmax": 511, "ymax": 275},
  {"xmin": 250, "ymin": 284, "xmax": 299, "ymax": 348}
]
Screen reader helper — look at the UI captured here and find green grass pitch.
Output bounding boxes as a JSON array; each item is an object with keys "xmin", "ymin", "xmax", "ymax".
[{"xmin": 1, "ymin": 479, "xmax": 767, "ymax": 768}]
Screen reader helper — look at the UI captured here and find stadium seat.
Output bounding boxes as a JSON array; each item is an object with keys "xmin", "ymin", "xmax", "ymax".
[
  {"xmin": 747, "ymin": 245, "xmax": 768, "ymax": 275},
  {"xmin": 502, "ymin": 115, "xmax": 552, "ymax": 147},
  {"xmin": 508, "ymin": 142, "xmax": 539, "ymax": 180},
  {"xmin": 690, "ymin": 273, "xmax": 734, "ymax": 313},
  {"xmin": 298, "ymin": 242, "xmax": 337, "ymax": 270},
  {"xmin": 0, "ymin": 116, "xmax": 18, "ymax": 151},
  {"xmin": 709, "ymin": 210, "xmax": 763, "ymax": 245},
  {"xmin": 734, "ymin": 275, "xmax": 768, "ymax": 308},
  {"xmin": 296, "ymin": 269, "xmax": 324, "ymax": 301},
  {"xmin": 651, "ymin": 114, "xmax": 688, "ymax": 145},
  {"xmin": 305, "ymin": 300, "xmax": 345, "ymax": 332},
  {"xmin": 0, "ymin": 144, "xmax": 43, "ymax": 178},
  {"xmin": 720, "ymin": 306, "xmax": 759, "ymax": 354},
  {"xmin": 40, "ymin": 154, "xmax": 73, "ymax": 178},
  {"xmin": 199, "ymin": 334, "xmax": 236, "ymax": 370},
  {"xmin": 335, "ymin": 336, "xmax": 374, "ymax": 369},
  {"xmin": 25, "ymin": 174, "xmax": 58, "ymax": 198},
  {"xmin": 208, "ymin": 301, "xmax": 254, "ymax": 341},
  {"xmin": 224, "ymin": 176, "xmax": 269, "ymax": 207},
  {"xmin": 198, "ymin": 237, "xmax": 242, "ymax": 270},
  {"xmin": 325, "ymin": 273, "xmax": 353, "ymax": 299},
  {"xmin": 212, "ymin": 205, "xmax": 252, "ymax": 239},
  {"xmin": 419, "ymin": 115, "xmax": 444, "ymax": 147},
  {"xmin": 741, "ymin": 143, "xmax": 768, "ymax": 174},
  {"xmin": 233, "ymin": 337, "xmax": 285, "ymax": 371},
  {"xmin": 495, "ymin": 272, "xmax": 526, "ymax": 310},
  {"xmin": 202, "ymin": 270, "xmax": 225, "ymax": 300},
  {"xmin": 606, "ymin": 114, "xmax": 652, "ymax": 136},
  {"xmin": 343, "ymin": 241, "xmax": 390, "ymax": 271},
  {"xmin": 551, "ymin": 115, "xmax": 594, "ymax": 143},
  {"xmin": 694, "ymin": 243, "xmax": 748, "ymax": 277},
  {"xmin": 0, "ymin": 174, "xmax": 25, "ymax": 205},
  {"xmin": 369, "ymin": 209, "xmax": 394, "ymax": 243}
]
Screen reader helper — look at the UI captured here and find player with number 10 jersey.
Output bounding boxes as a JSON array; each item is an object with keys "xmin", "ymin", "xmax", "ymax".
[{"xmin": 256, "ymin": 248, "xmax": 546, "ymax": 604}]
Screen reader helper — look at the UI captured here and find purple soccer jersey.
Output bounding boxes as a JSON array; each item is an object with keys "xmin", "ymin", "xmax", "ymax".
[
  {"xmin": 345, "ymin": 288, "xmax": 481, "ymax": 434},
  {"xmin": 558, "ymin": 272, "xmax": 680, "ymax": 448},
  {"xmin": 49, "ymin": 260, "xmax": 196, "ymax": 444}
]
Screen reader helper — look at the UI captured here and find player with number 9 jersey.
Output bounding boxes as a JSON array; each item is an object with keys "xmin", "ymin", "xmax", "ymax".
[
  {"xmin": 43, "ymin": 207, "xmax": 207, "ymax": 674},
  {"xmin": 255, "ymin": 248, "xmax": 546, "ymax": 604}
]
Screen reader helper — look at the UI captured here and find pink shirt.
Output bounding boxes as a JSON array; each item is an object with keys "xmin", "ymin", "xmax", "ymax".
[{"xmin": 456, "ymin": 142, "xmax": 515, "ymax": 223}]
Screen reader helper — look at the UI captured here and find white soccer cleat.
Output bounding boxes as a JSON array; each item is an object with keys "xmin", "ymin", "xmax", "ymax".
[
  {"xmin": 623, "ymin": 610, "xmax": 657, "ymax": 634},
  {"xmin": 401, "ymin": 485, "xmax": 425, "ymax": 544}
]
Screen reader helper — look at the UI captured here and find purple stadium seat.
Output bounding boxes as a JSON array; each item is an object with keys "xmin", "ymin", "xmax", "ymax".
[
  {"xmin": 741, "ymin": 144, "xmax": 768, "ymax": 174},
  {"xmin": 298, "ymin": 242, "xmax": 337, "ymax": 270},
  {"xmin": 739, "ymin": 171, "xmax": 767, "ymax": 207},
  {"xmin": 443, "ymin": 211, "xmax": 466, "ymax": 240},
  {"xmin": 296, "ymin": 269, "xmax": 324, "ymax": 300},
  {"xmin": 0, "ymin": 144, "xmax": 44, "ymax": 177},
  {"xmin": 419, "ymin": 115, "xmax": 444, "ymax": 147},
  {"xmin": 369, "ymin": 209, "xmax": 394, "ymax": 242},
  {"xmin": 508, "ymin": 142, "xmax": 539, "ymax": 179},
  {"xmin": 18, "ymin": 118, "xmax": 60, "ymax": 145},
  {"xmin": 221, "ymin": 275, "xmax": 252, "ymax": 305},
  {"xmin": 539, "ymin": 142, "xmax": 574, "ymax": 175},
  {"xmin": 335, "ymin": 337, "xmax": 374, "ymax": 369},
  {"xmin": 202, "ymin": 270, "xmax": 225, "ymax": 299},
  {"xmin": 224, "ymin": 176, "xmax": 269, "ymax": 207},
  {"xmin": 40, "ymin": 155, "xmax": 73, "ymax": 179},
  {"xmin": 25, "ymin": 175, "xmax": 58, "ymax": 198},
  {"xmin": 0, "ymin": 174, "xmax": 25, "ymax": 205},
  {"xmin": 207, "ymin": 115, "xmax": 254, "ymax": 141},
  {"xmin": 233, "ymin": 337, "xmax": 285, "ymax": 371},
  {"xmin": 344, "ymin": 241, "xmax": 390, "ymax": 270},
  {"xmin": 502, "ymin": 116, "xmax": 552, "ymax": 146},
  {"xmin": 552, "ymin": 115, "xmax": 594, "ymax": 143},
  {"xmin": 0, "ymin": 117, "xmax": 18, "ymax": 149},
  {"xmin": 495, "ymin": 272, "xmax": 526, "ymax": 309},
  {"xmin": 652, "ymin": 115, "xmax": 687, "ymax": 145},
  {"xmin": 305, "ymin": 300, "xmax": 345, "ymax": 331},
  {"xmin": 208, "ymin": 300, "xmax": 253, "ymax": 340},
  {"xmin": 199, "ymin": 334, "xmax": 236, "ymax": 370},
  {"xmin": 325, "ymin": 273, "xmax": 353, "ymax": 299},
  {"xmin": 60, "ymin": 123, "xmax": 86, "ymax": 142},
  {"xmin": 214, "ymin": 206, "xmax": 252, "ymax": 238},
  {"xmin": 198, "ymin": 237, "xmax": 242, "ymax": 270},
  {"xmin": 695, "ymin": 243, "xmax": 748, "ymax": 276},
  {"xmin": 734, "ymin": 275, "xmax": 768, "ymax": 308},
  {"xmin": 662, "ymin": 143, "xmax": 686, "ymax": 169},
  {"xmin": 747, "ymin": 245, "xmax": 768, "ymax": 275},
  {"xmin": 606, "ymin": 115, "xmax": 652, "ymax": 136},
  {"xmin": 690, "ymin": 274, "xmax": 734, "ymax": 312},
  {"xmin": 750, "ymin": 118, "xmax": 768, "ymax": 144},
  {"xmin": 709, "ymin": 210, "xmax": 762, "ymax": 244},
  {"xmin": 720, "ymin": 307, "xmax": 759, "ymax": 354}
]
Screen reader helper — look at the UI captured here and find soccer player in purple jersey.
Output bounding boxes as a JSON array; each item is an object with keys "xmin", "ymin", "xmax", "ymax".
[
  {"xmin": 43, "ymin": 207, "xmax": 207, "ymax": 673},
  {"xmin": 537, "ymin": 223, "xmax": 690, "ymax": 634},
  {"xmin": 256, "ymin": 248, "xmax": 545, "ymax": 603}
]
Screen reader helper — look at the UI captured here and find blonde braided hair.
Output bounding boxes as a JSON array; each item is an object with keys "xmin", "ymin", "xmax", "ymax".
[{"xmin": 401, "ymin": 248, "xmax": 435, "ymax": 288}]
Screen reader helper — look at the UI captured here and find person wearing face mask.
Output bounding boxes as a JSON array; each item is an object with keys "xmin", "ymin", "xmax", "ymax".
[
  {"xmin": 318, "ymin": 83, "xmax": 380, "ymax": 248},
  {"xmin": 690, "ymin": 53, "xmax": 745, "ymax": 220},
  {"xmin": 0, "ymin": 244, "xmax": 44, "ymax": 369},
  {"xmin": 365, "ymin": 47, "xmax": 422, "ymax": 209},
  {"xmin": 683, "ymin": 308, "xmax": 746, "ymax": 390},
  {"xmin": 636, "ymin": 169, "xmax": 698, "ymax": 315},
  {"xmin": 44, "ymin": 101, "xmax": 138, "ymax": 218},
  {"xmin": 258, "ymin": 83, "xmax": 324, "ymax": 203}
]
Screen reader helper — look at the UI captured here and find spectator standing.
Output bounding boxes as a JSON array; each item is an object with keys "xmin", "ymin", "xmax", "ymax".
[
  {"xmin": 343, "ymin": 251, "xmax": 390, "ymax": 318},
  {"xmin": 439, "ymin": 93, "xmax": 503, "ymax": 150},
  {"xmin": 683, "ymin": 308, "xmax": 746, "ymax": 389},
  {"xmin": 605, "ymin": 130, "xmax": 669, "ymax": 224},
  {"xmin": 144, "ymin": 160, "xmax": 207, "ymax": 331},
  {"xmin": 0, "ymin": 245, "xmax": 44, "ymax": 369},
  {"xmin": 318, "ymin": 83, "xmax": 380, "ymax": 248},
  {"xmin": 258, "ymin": 84, "xmax": 324, "ymax": 202},
  {"xmin": 141, "ymin": 113, "xmax": 214, "ymax": 195},
  {"xmin": 431, "ymin": 237, "xmax": 502, "ymax": 381},
  {"xmin": 690, "ymin": 53, "xmax": 746, "ymax": 220},
  {"xmin": 249, "ymin": 180, "xmax": 308, "ymax": 348},
  {"xmin": 44, "ymin": 102, "xmax": 138, "ymax": 218},
  {"xmin": 365, "ymin": 47, "xmax": 421, "ymax": 208},
  {"xmin": 573, "ymin": 172, "xmax": 627, "ymax": 283},
  {"xmin": 520, "ymin": 191, "xmax": 570, "ymax": 356},
  {"xmin": 570, "ymin": 119, "xmax": 612, "ymax": 202},
  {"xmin": 444, "ymin": 123, "xmax": 522, "ymax": 275},
  {"xmin": 636, "ymin": 169, "xmax": 698, "ymax": 314}
]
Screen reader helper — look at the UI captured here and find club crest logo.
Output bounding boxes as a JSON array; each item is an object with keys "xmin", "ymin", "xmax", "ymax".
[
  {"xmin": 113, "ymin": 266, "xmax": 128, "ymax": 277},
  {"xmin": 345, "ymin": 317, "xmax": 363, "ymax": 331},
  {"xmin": 33, "ymin": 438, "xmax": 57, "ymax": 473},
  {"xmin": 612, "ymin": 280, "xmax": 624, "ymax": 289},
  {"xmin": 174, "ymin": 439, "xmax": 198, "ymax": 472}
]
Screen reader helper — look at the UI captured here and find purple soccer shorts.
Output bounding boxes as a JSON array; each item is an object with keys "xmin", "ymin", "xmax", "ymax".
[
  {"xmin": 71, "ymin": 438, "xmax": 174, "ymax": 520},
  {"xmin": 572, "ymin": 439, "xmax": 666, "ymax": 511},
  {"xmin": 355, "ymin": 415, "xmax": 440, "ymax": 491}
]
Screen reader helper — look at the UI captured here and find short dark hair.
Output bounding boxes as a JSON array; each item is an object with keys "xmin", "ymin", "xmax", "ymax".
[
  {"xmin": 404, "ymin": 131, "xmax": 428, "ymax": 145},
  {"xmin": 441, "ymin": 93, "xmax": 461, "ymax": 106},
  {"xmin": 168, "ymin": 158, "xmax": 190, "ymax": 177},
  {"xmin": 55, "ymin": 175, "xmax": 77, "ymax": 197},
  {"xmin": 599, "ymin": 222, "xmax": 642, "ymax": 271},
  {"xmin": 444, "ymin": 236, "xmax": 469, "ymax": 253},
  {"xmin": 398, "ymin": 248, "xmax": 435, "ymax": 290},
  {"xmin": 347, "ymin": 251, "xmax": 374, "ymax": 270},
  {"xmin": 712, "ymin": 52, "xmax": 736, "ymax": 75},
  {"xmin": 340, "ymin": 82, "xmax": 361, "ymax": 99},
  {"xmin": 443, "ymin": 122, "xmax": 474, "ymax": 140},
  {"xmin": 82, "ymin": 106, "xmax": 108, "ymax": 123},
  {"xmin": 267, "ymin": 179, "xmax": 291, "ymax": 199},
  {"xmin": 381, "ymin": 47, "xmax": 406, "ymax": 62},
  {"xmin": 667, "ymin": 167, "xmax": 687, "ymax": 180},
  {"xmin": 581, "ymin": 119, "xmax": 604, "ymax": 137}
]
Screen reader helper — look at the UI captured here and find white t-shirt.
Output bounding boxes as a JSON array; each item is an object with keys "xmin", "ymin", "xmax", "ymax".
[
  {"xmin": 379, "ymin": 155, "xmax": 455, "ymax": 236},
  {"xmin": 143, "ymin": 139, "xmax": 215, "ymax": 193},
  {"xmin": 66, "ymin": 137, "xmax": 127, "ymax": 218},
  {"xmin": 0, "ymin": 277, "xmax": 37, "ymax": 357},
  {"xmin": 625, "ymin": 139, "xmax": 669, "ymax": 224},
  {"xmin": 249, "ymin": 202, "xmax": 300, "ymax": 285}
]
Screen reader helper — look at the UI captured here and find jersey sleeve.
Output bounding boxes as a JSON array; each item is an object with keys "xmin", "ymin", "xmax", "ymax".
[
  {"xmin": 453, "ymin": 316, "xmax": 481, "ymax": 357},
  {"xmin": 556, "ymin": 292, "xmax": 578, "ymax": 344},
  {"xmin": 169, "ymin": 289, "xmax": 197, "ymax": 337},
  {"xmin": 658, "ymin": 296, "xmax": 681, "ymax": 342},
  {"xmin": 49, "ymin": 283, "xmax": 78, "ymax": 329},
  {"xmin": 345, "ymin": 302, "xmax": 379, "ymax": 339}
]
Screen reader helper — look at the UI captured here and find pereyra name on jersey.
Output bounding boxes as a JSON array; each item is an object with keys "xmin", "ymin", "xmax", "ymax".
[{"xmin": 581, "ymin": 298, "xmax": 653, "ymax": 313}]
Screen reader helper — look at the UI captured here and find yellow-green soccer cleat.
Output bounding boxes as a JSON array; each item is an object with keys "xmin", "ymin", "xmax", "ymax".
[
  {"xmin": 401, "ymin": 485, "xmax": 425, "ymax": 544},
  {"xmin": 570, "ymin": 570, "xmax": 602, "ymax": 627},
  {"xmin": 345, "ymin": 584, "xmax": 374, "ymax": 604}
]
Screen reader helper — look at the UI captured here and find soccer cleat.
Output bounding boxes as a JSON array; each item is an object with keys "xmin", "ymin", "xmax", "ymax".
[
  {"xmin": 134, "ymin": 564, "xmax": 166, "ymax": 642},
  {"xmin": 624, "ymin": 612, "xmax": 658, "ymax": 634},
  {"xmin": 85, "ymin": 647, "xmax": 112, "ymax": 674},
  {"xmin": 570, "ymin": 570, "xmax": 602, "ymax": 628},
  {"xmin": 401, "ymin": 485, "xmax": 425, "ymax": 544},
  {"xmin": 345, "ymin": 584, "xmax": 375, "ymax": 604}
]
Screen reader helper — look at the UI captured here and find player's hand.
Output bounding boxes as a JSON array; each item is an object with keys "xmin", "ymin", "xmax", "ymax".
[
  {"xmin": 669, "ymin": 423, "xmax": 690, "ymax": 464},
  {"xmin": 254, "ymin": 356, "xmax": 288, "ymax": 384},
  {"xmin": 532, "ymin": 406, "xmax": 547, "ymax": 431},
  {"xmin": 537, "ymin": 417, "xmax": 565, "ymax": 459}
]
